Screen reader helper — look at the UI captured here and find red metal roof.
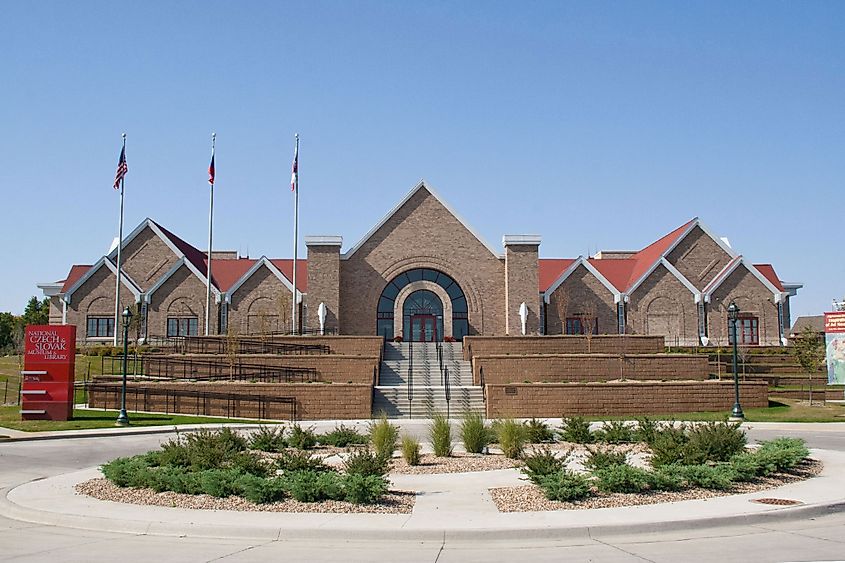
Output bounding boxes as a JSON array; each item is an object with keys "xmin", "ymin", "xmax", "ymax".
[
  {"xmin": 752, "ymin": 264, "xmax": 785, "ymax": 291},
  {"xmin": 588, "ymin": 258, "xmax": 638, "ymax": 292},
  {"xmin": 60, "ymin": 264, "xmax": 93, "ymax": 292},
  {"xmin": 622, "ymin": 219, "xmax": 696, "ymax": 290},
  {"xmin": 538, "ymin": 259, "xmax": 575, "ymax": 292},
  {"xmin": 209, "ymin": 259, "xmax": 256, "ymax": 292},
  {"xmin": 270, "ymin": 259, "xmax": 307, "ymax": 292},
  {"xmin": 152, "ymin": 220, "xmax": 211, "ymax": 279}
]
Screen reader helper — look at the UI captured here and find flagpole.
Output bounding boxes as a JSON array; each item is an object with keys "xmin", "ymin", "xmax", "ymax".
[
  {"xmin": 113, "ymin": 133, "xmax": 126, "ymax": 347},
  {"xmin": 291, "ymin": 134, "xmax": 299, "ymax": 335},
  {"xmin": 206, "ymin": 133, "xmax": 216, "ymax": 336}
]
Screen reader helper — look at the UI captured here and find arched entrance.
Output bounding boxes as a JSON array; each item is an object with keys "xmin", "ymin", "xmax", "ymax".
[
  {"xmin": 403, "ymin": 290, "xmax": 442, "ymax": 342},
  {"xmin": 376, "ymin": 268, "xmax": 469, "ymax": 341}
]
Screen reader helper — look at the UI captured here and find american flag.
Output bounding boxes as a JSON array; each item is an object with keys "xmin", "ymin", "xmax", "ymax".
[
  {"xmin": 290, "ymin": 141, "xmax": 298, "ymax": 192},
  {"xmin": 113, "ymin": 145, "xmax": 127, "ymax": 190},
  {"xmin": 208, "ymin": 153, "xmax": 215, "ymax": 186}
]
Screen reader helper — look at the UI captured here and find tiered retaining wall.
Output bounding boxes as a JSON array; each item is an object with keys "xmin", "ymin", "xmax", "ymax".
[
  {"xmin": 464, "ymin": 335, "xmax": 664, "ymax": 359},
  {"xmin": 88, "ymin": 381, "xmax": 372, "ymax": 420},
  {"xmin": 485, "ymin": 381, "xmax": 769, "ymax": 418},
  {"xmin": 474, "ymin": 354, "xmax": 709, "ymax": 385}
]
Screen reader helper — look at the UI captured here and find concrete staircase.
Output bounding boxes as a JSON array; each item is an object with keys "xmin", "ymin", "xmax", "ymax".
[{"xmin": 373, "ymin": 341, "xmax": 485, "ymax": 418}]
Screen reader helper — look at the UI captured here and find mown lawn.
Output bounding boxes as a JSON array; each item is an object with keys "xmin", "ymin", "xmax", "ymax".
[
  {"xmin": 0, "ymin": 405, "xmax": 264, "ymax": 432},
  {"xmin": 586, "ymin": 398, "xmax": 845, "ymax": 423}
]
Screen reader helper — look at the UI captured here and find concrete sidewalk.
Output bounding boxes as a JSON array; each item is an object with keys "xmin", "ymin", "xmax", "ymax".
[{"xmin": 2, "ymin": 448, "xmax": 844, "ymax": 542}]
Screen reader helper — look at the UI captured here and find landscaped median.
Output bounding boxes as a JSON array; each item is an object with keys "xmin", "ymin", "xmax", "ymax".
[{"xmin": 74, "ymin": 416, "xmax": 820, "ymax": 517}]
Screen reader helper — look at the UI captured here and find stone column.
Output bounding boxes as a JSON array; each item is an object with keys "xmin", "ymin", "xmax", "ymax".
[
  {"xmin": 305, "ymin": 236, "xmax": 342, "ymax": 334},
  {"xmin": 503, "ymin": 235, "xmax": 541, "ymax": 335}
]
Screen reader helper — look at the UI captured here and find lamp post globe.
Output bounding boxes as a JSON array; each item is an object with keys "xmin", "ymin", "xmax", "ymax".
[
  {"xmin": 727, "ymin": 301, "xmax": 744, "ymax": 420},
  {"xmin": 115, "ymin": 306, "xmax": 132, "ymax": 426}
]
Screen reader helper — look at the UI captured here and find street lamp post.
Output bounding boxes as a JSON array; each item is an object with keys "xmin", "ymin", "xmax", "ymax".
[
  {"xmin": 727, "ymin": 301, "xmax": 744, "ymax": 420},
  {"xmin": 115, "ymin": 307, "xmax": 132, "ymax": 426}
]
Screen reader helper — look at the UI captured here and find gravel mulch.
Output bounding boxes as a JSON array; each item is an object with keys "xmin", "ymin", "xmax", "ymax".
[
  {"xmin": 490, "ymin": 458, "xmax": 823, "ymax": 512},
  {"xmin": 391, "ymin": 452, "xmax": 521, "ymax": 475},
  {"xmin": 75, "ymin": 478, "xmax": 416, "ymax": 514}
]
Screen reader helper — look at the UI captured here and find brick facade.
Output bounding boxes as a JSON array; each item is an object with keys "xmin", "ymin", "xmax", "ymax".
[
  {"xmin": 504, "ymin": 241, "xmax": 541, "ymax": 335},
  {"xmin": 545, "ymin": 265, "xmax": 617, "ymax": 336},
  {"xmin": 228, "ymin": 264, "xmax": 293, "ymax": 335},
  {"xmin": 627, "ymin": 264, "xmax": 698, "ymax": 346},
  {"xmin": 708, "ymin": 265, "xmax": 781, "ymax": 346},
  {"xmin": 147, "ymin": 263, "xmax": 218, "ymax": 337},
  {"xmin": 305, "ymin": 240, "xmax": 341, "ymax": 334},
  {"xmin": 666, "ymin": 225, "xmax": 732, "ymax": 290}
]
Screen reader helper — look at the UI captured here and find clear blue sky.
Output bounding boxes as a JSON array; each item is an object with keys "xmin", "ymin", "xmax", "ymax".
[{"xmin": 1, "ymin": 1, "xmax": 842, "ymax": 318}]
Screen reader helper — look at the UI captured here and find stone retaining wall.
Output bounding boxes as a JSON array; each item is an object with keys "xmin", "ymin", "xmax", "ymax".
[
  {"xmin": 485, "ymin": 381, "xmax": 769, "ymax": 418},
  {"xmin": 474, "ymin": 354, "xmax": 709, "ymax": 385},
  {"xmin": 88, "ymin": 381, "xmax": 372, "ymax": 420},
  {"xmin": 464, "ymin": 335, "xmax": 664, "ymax": 360}
]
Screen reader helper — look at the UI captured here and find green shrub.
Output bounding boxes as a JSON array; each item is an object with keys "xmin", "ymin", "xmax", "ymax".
[
  {"xmin": 235, "ymin": 474, "xmax": 287, "ymax": 504},
  {"xmin": 754, "ymin": 438, "xmax": 809, "ymax": 472},
  {"xmin": 199, "ymin": 468, "xmax": 244, "ymax": 498},
  {"xmin": 537, "ymin": 470, "xmax": 593, "ymax": 502},
  {"xmin": 728, "ymin": 451, "xmax": 768, "ymax": 481},
  {"xmin": 634, "ymin": 417, "xmax": 659, "ymax": 445},
  {"xmin": 230, "ymin": 451, "xmax": 271, "ymax": 476},
  {"xmin": 401, "ymin": 435, "xmax": 421, "ymax": 466},
  {"xmin": 583, "ymin": 446, "xmax": 628, "ymax": 471},
  {"xmin": 319, "ymin": 424, "xmax": 369, "ymax": 448},
  {"xmin": 429, "ymin": 413, "xmax": 454, "ymax": 457},
  {"xmin": 287, "ymin": 424, "xmax": 318, "ymax": 450},
  {"xmin": 522, "ymin": 446, "xmax": 568, "ymax": 485},
  {"xmin": 249, "ymin": 425, "xmax": 287, "ymax": 452},
  {"xmin": 276, "ymin": 449, "xmax": 330, "ymax": 473},
  {"xmin": 648, "ymin": 424, "xmax": 690, "ymax": 467},
  {"xmin": 683, "ymin": 421, "xmax": 746, "ymax": 464},
  {"xmin": 496, "ymin": 418, "xmax": 527, "ymax": 459},
  {"xmin": 344, "ymin": 474, "xmax": 389, "ymax": 504},
  {"xmin": 284, "ymin": 470, "xmax": 344, "ymax": 502},
  {"xmin": 460, "ymin": 412, "xmax": 491, "ymax": 454},
  {"xmin": 648, "ymin": 468, "xmax": 686, "ymax": 492},
  {"xmin": 595, "ymin": 420, "xmax": 635, "ymax": 444},
  {"xmin": 344, "ymin": 447, "xmax": 390, "ymax": 477},
  {"xmin": 369, "ymin": 416, "xmax": 399, "ymax": 460},
  {"xmin": 102, "ymin": 456, "xmax": 152, "ymax": 487},
  {"xmin": 155, "ymin": 437, "xmax": 191, "ymax": 467},
  {"xmin": 593, "ymin": 463, "xmax": 655, "ymax": 494},
  {"xmin": 660, "ymin": 464, "xmax": 735, "ymax": 490},
  {"xmin": 524, "ymin": 418, "xmax": 555, "ymax": 443},
  {"xmin": 558, "ymin": 417, "xmax": 594, "ymax": 444}
]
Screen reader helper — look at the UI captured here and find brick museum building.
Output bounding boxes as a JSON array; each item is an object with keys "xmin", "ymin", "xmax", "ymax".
[{"xmin": 39, "ymin": 182, "xmax": 801, "ymax": 348}]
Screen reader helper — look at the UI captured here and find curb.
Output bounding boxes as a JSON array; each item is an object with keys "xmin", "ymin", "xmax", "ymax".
[
  {"xmin": 2, "ymin": 483, "xmax": 843, "ymax": 542},
  {"xmin": 0, "ymin": 424, "xmax": 265, "ymax": 443}
]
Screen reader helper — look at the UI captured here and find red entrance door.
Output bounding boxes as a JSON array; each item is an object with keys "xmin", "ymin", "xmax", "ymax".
[{"xmin": 410, "ymin": 315, "xmax": 437, "ymax": 342}]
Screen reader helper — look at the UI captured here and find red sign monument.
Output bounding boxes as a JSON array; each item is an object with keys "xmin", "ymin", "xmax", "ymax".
[{"xmin": 21, "ymin": 325, "xmax": 76, "ymax": 420}]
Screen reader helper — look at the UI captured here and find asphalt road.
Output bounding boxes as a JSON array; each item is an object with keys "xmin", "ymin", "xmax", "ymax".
[{"xmin": 1, "ymin": 424, "xmax": 844, "ymax": 562}]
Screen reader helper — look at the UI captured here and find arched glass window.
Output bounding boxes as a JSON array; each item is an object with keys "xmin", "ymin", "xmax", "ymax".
[{"xmin": 376, "ymin": 268, "xmax": 469, "ymax": 341}]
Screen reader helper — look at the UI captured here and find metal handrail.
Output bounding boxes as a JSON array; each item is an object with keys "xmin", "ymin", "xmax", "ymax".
[
  {"xmin": 86, "ymin": 382, "xmax": 297, "ymax": 420},
  {"xmin": 479, "ymin": 365, "xmax": 486, "ymax": 401},
  {"xmin": 101, "ymin": 354, "xmax": 317, "ymax": 383},
  {"xmin": 437, "ymin": 341, "xmax": 445, "ymax": 385},
  {"xmin": 407, "ymin": 341, "xmax": 413, "ymax": 418},
  {"xmin": 444, "ymin": 366, "xmax": 451, "ymax": 419}
]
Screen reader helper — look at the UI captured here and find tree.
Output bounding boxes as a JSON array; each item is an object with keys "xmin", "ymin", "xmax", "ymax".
[
  {"xmin": 20, "ymin": 296, "xmax": 50, "ymax": 327},
  {"xmin": 578, "ymin": 300, "xmax": 599, "ymax": 354},
  {"xmin": 0, "ymin": 312, "xmax": 17, "ymax": 352},
  {"xmin": 791, "ymin": 325, "xmax": 826, "ymax": 405},
  {"xmin": 552, "ymin": 289, "xmax": 571, "ymax": 336}
]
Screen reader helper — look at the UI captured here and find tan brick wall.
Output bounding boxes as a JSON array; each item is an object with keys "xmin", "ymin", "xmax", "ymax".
[
  {"xmin": 89, "ymin": 381, "xmax": 372, "ymax": 420},
  {"xmin": 340, "ymin": 187, "xmax": 507, "ymax": 336},
  {"xmin": 168, "ymin": 353, "xmax": 379, "ymax": 384},
  {"xmin": 147, "ymin": 264, "xmax": 219, "ymax": 337},
  {"xmin": 305, "ymin": 244, "xmax": 341, "ymax": 333},
  {"xmin": 708, "ymin": 265, "xmax": 780, "ymax": 346},
  {"xmin": 267, "ymin": 336, "xmax": 383, "ymax": 356},
  {"xmin": 485, "ymin": 381, "xmax": 768, "ymax": 418},
  {"xmin": 464, "ymin": 335, "xmax": 665, "ymax": 359},
  {"xmin": 505, "ymin": 244, "xmax": 540, "ymax": 335},
  {"xmin": 666, "ymin": 225, "xmax": 732, "ymax": 291},
  {"xmin": 48, "ymin": 296, "xmax": 63, "ymax": 325},
  {"xmin": 65, "ymin": 266, "xmax": 137, "ymax": 340},
  {"xmin": 627, "ymin": 264, "xmax": 699, "ymax": 346},
  {"xmin": 228, "ymin": 265, "xmax": 293, "ymax": 334},
  {"xmin": 475, "ymin": 354, "xmax": 709, "ymax": 384},
  {"xmin": 121, "ymin": 226, "xmax": 181, "ymax": 291},
  {"xmin": 545, "ymin": 265, "xmax": 617, "ymax": 336}
]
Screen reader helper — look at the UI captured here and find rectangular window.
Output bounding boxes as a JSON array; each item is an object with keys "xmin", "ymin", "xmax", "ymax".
[
  {"xmin": 728, "ymin": 315, "xmax": 759, "ymax": 345},
  {"xmin": 86, "ymin": 317, "xmax": 114, "ymax": 338},
  {"xmin": 565, "ymin": 317, "xmax": 598, "ymax": 335},
  {"xmin": 167, "ymin": 317, "xmax": 198, "ymax": 337}
]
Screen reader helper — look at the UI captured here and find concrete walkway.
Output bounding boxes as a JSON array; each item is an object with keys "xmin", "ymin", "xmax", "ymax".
[{"xmin": 2, "ymin": 448, "xmax": 844, "ymax": 542}]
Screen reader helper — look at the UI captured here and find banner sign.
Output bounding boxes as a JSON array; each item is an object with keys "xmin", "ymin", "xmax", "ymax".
[
  {"xmin": 21, "ymin": 325, "xmax": 76, "ymax": 420},
  {"xmin": 825, "ymin": 312, "xmax": 845, "ymax": 385}
]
